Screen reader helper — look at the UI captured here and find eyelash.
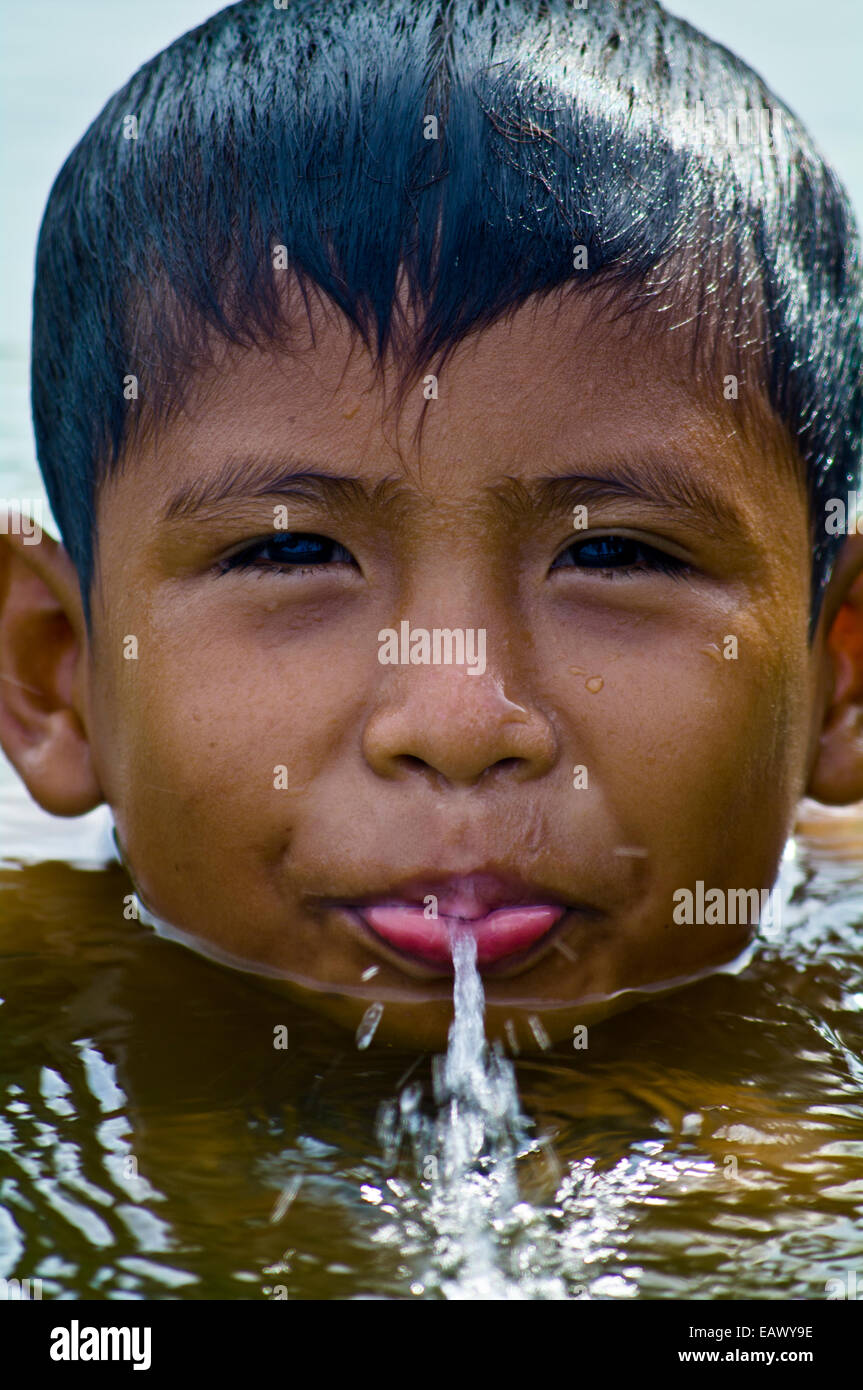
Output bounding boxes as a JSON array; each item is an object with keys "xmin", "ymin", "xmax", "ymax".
[
  {"xmin": 551, "ymin": 534, "xmax": 691, "ymax": 578},
  {"xmin": 215, "ymin": 531, "xmax": 690, "ymax": 579},
  {"xmin": 216, "ymin": 532, "xmax": 355, "ymax": 575}
]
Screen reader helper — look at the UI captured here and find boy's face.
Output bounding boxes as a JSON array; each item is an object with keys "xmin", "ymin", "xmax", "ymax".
[{"xmin": 3, "ymin": 291, "xmax": 856, "ymax": 1050}]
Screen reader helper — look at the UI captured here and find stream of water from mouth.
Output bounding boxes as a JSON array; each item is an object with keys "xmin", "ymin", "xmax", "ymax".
[{"xmin": 375, "ymin": 926, "xmax": 570, "ymax": 1298}]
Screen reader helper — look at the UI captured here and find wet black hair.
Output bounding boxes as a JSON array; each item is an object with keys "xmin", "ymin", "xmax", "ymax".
[{"xmin": 31, "ymin": 0, "xmax": 862, "ymax": 626}]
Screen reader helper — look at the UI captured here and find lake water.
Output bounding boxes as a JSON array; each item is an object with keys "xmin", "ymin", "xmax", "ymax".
[
  {"xmin": 1, "ymin": 788, "xmax": 861, "ymax": 1299},
  {"xmin": 1, "ymin": 0, "xmax": 862, "ymax": 1302}
]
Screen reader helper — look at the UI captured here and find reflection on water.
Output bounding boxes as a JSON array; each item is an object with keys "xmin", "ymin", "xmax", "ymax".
[{"xmin": 0, "ymin": 793, "xmax": 862, "ymax": 1300}]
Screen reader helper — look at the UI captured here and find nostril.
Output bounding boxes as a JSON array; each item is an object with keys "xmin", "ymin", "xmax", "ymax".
[
  {"xmin": 390, "ymin": 753, "xmax": 526, "ymax": 786},
  {"xmin": 399, "ymin": 755, "xmax": 429, "ymax": 771}
]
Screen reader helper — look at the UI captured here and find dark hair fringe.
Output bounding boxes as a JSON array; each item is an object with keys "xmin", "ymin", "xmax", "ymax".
[{"xmin": 31, "ymin": 0, "xmax": 863, "ymax": 626}]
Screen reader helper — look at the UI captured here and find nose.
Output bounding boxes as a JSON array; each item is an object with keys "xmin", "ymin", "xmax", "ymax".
[{"xmin": 362, "ymin": 657, "xmax": 558, "ymax": 787}]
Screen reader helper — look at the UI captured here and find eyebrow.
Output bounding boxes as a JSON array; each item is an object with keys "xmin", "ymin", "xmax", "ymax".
[
  {"xmin": 520, "ymin": 455, "xmax": 747, "ymax": 540},
  {"xmin": 160, "ymin": 458, "xmax": 407, "ymax": 522},
  {"xmin": 159, "ymin": 451, "xmax": 747, "ymax": 539}
]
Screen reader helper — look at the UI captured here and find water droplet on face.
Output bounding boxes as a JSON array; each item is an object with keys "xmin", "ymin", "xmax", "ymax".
[
  {"xmin": 356, "ymin": 1002, "xmax": 384, "ymax": 1050},
  {"xmin": 361, "ymin": 965, "xmax": 379, "ymax": 981},
  {"xmin": 504, "ymin": 1018, "xmax": 520, "ymax": 1054},
  {"xmin": 585, "ymin": 676, "xmax": 604, "ymax": 693}
]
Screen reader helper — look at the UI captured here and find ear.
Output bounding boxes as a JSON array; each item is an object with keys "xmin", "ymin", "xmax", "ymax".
[
  {"xmin": 807, "ymin": 532, "xmax": 863, "ymax": 805},
  {"xmin": 0, "ymin": 512, "xmax": 104, "ymax": 815}
]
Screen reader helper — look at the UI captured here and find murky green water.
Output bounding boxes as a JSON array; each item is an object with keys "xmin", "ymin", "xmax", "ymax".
[{"xmin": 1, "ymin": 790, "xmax": 862, "ymax": 1300}]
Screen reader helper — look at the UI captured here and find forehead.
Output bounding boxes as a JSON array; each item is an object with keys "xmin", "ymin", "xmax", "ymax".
[{"xmin": 114, "ymin": 287, "xmax": 799, "ymax": 511}]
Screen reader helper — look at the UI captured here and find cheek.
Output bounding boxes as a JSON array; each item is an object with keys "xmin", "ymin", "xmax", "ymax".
[
  {"xmin": 549, "ymin": 639, "xmax": 807, "ymax": 993},
  {"xmin": 557, "ymin": 629, "xmax": 807, "ymax": 868},
  {"xmin": 99, "ymin": 623, "xmax": 369, "ymax": 861}
]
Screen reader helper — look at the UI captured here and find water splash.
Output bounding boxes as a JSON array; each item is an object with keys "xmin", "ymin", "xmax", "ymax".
[
  {"xmin": 376, "ymin": 926, "xmax": 567, "ymax": 1298},
  {"xmin": 356, "ymin": 1002, "xmax": 384, "ymax": 1050}
]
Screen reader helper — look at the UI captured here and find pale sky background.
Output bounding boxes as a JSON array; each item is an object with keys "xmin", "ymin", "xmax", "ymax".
[{"xmin": 0, "ymin": 0, "xmax": 861, "ymax": 806}]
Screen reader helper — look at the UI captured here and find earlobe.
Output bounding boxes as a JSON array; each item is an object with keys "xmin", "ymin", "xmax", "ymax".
[
  {"xmin": 0, "ymin": 518, "xmax": 104, "ymax": 816},
  {"xmin": 807, "ymin": 534, "xmax": 863, "ymax": 806}
]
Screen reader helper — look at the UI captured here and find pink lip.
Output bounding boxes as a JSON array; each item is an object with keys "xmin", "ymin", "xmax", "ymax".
[{"xmin": 356, "ymin": 895, "xmax": 568, "ymax": 966}]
